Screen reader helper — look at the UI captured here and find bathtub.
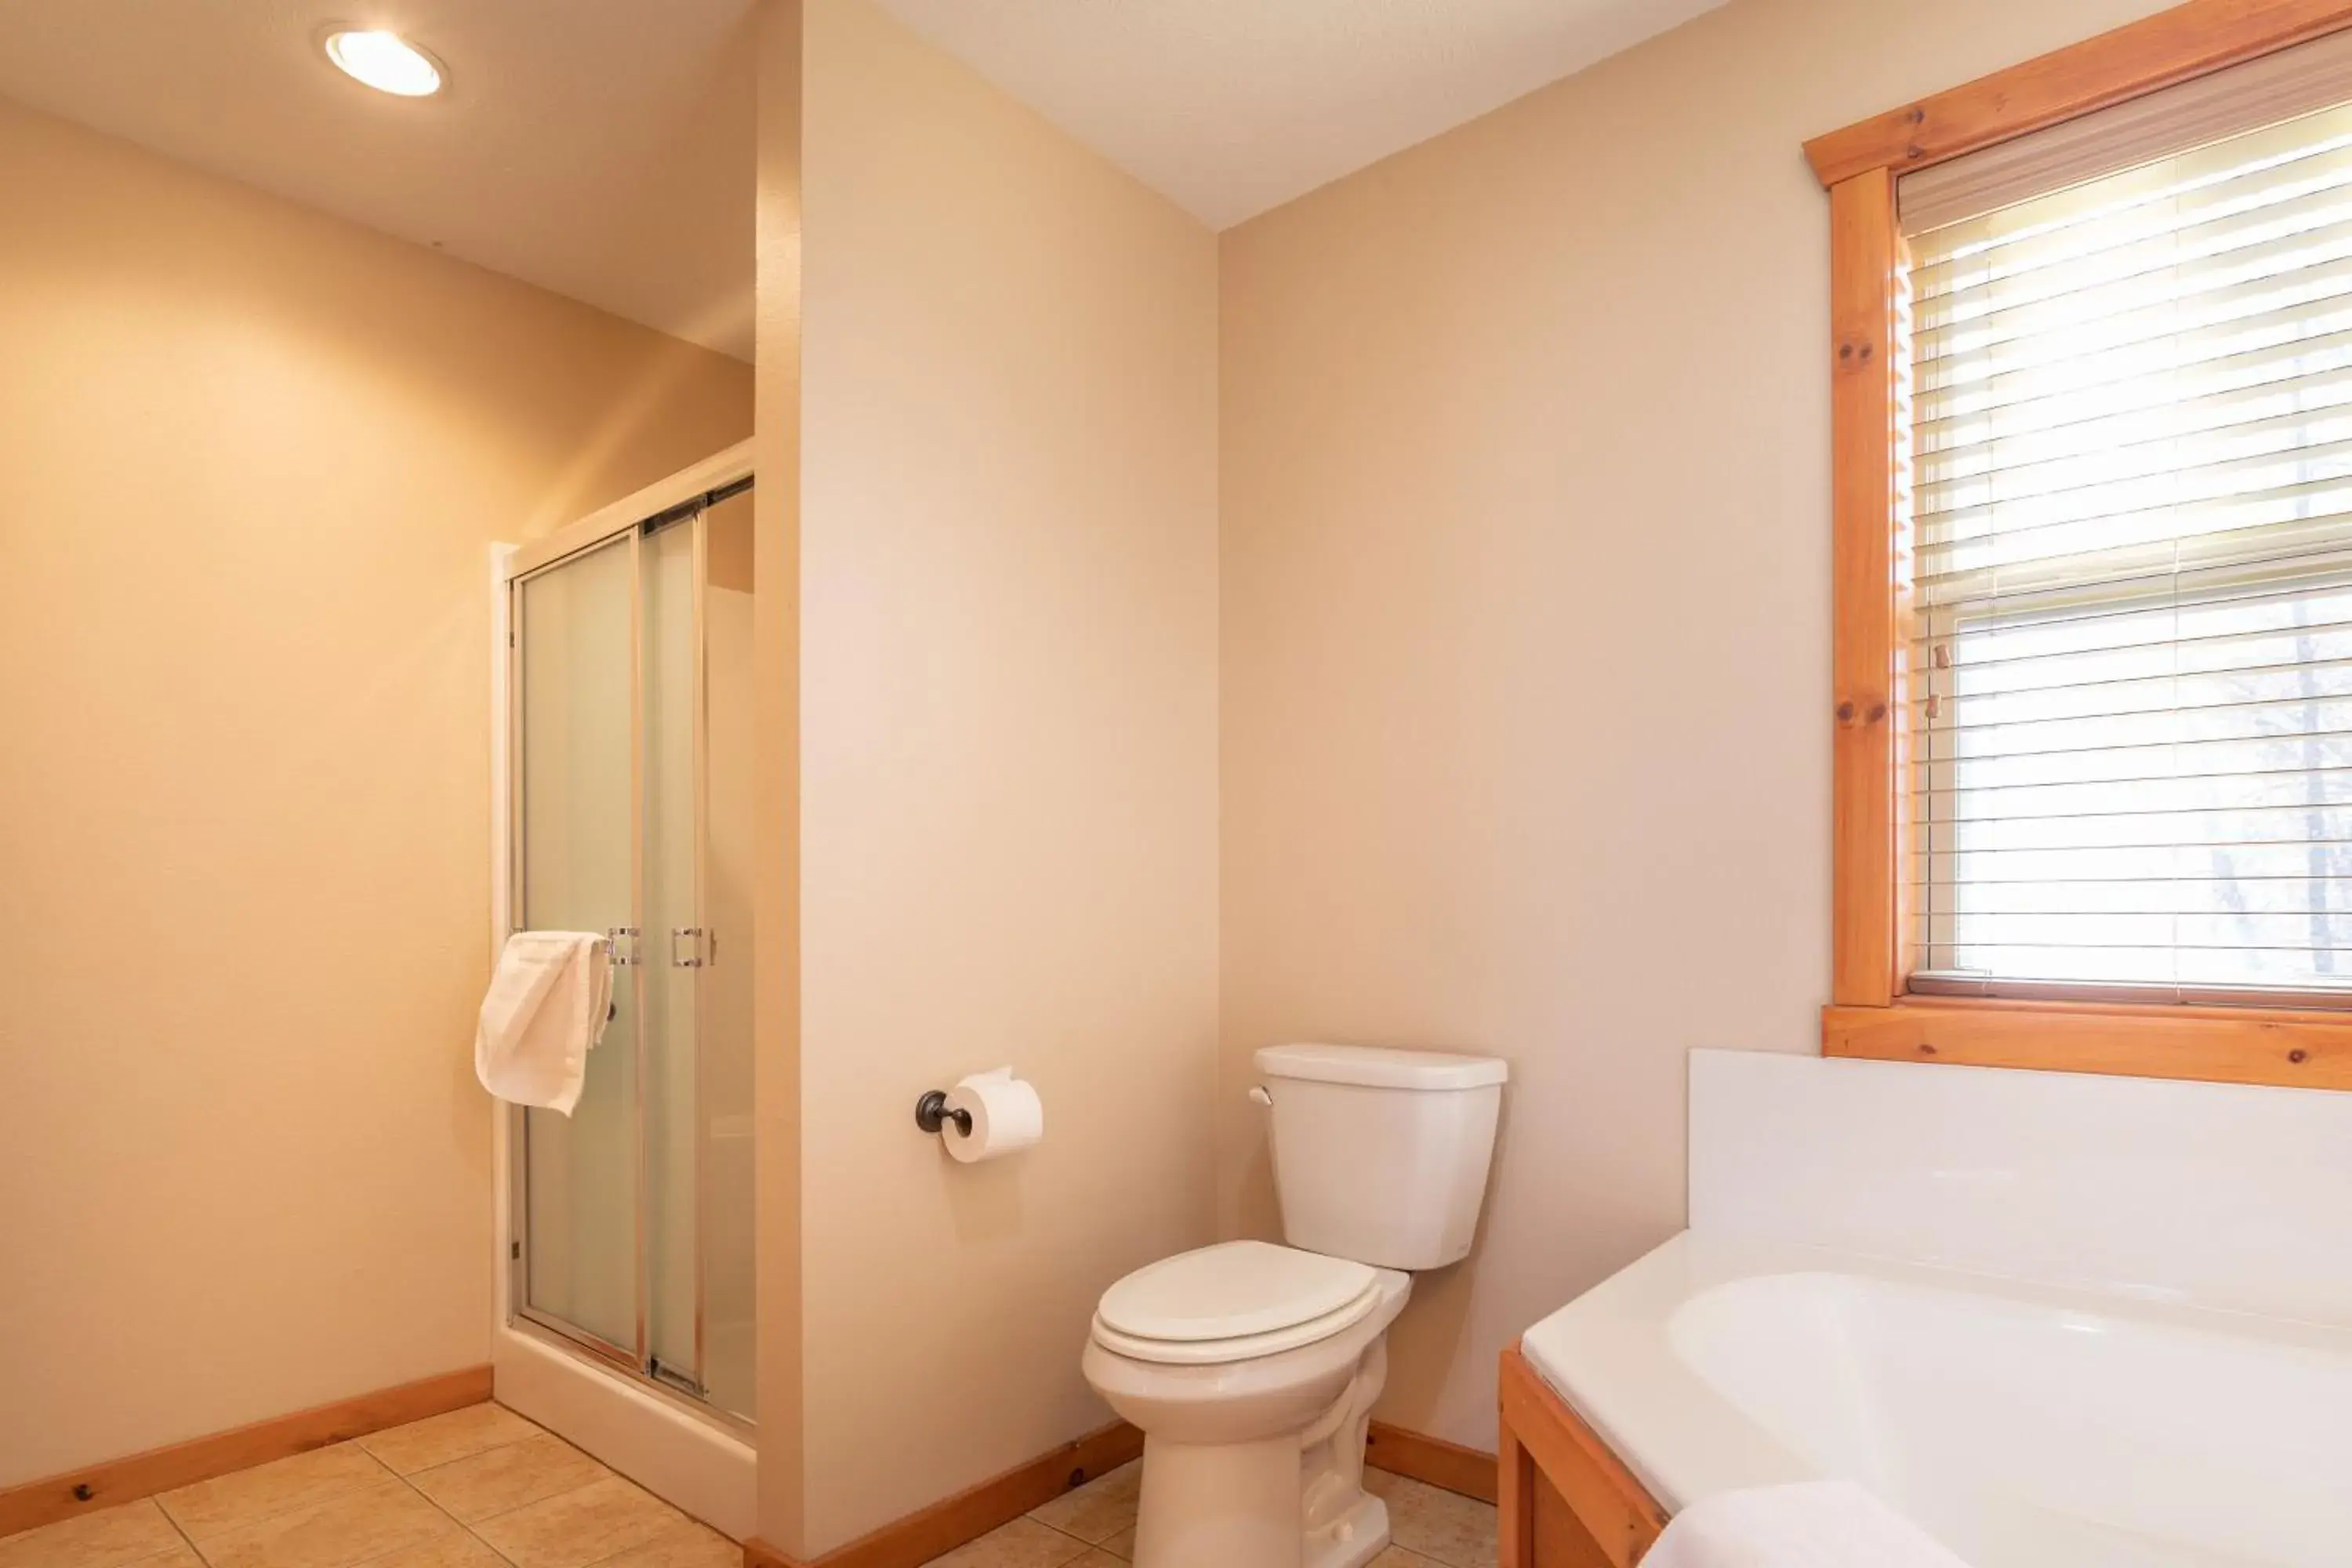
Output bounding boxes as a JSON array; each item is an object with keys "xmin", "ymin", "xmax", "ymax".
[{"xmin": 1521, "ymin": 1231, "xmax": 2352, "ymax": 1567}]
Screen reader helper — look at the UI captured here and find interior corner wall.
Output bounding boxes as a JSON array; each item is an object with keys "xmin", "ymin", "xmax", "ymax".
[
  {"xmin": 1213, "ymin": 0, "xmax": 2175, "ymax": 1454},
  {"xmin": 751, "ymin": 0, "xmax": 807, "ymax": 1550},
  {"xmin": 0, "ymin": 96, "xmax": 753, "ymax": 1486},
  {"xmin": 788, "ymin": 0, "xmax": 1221, "ymax": 1552}
]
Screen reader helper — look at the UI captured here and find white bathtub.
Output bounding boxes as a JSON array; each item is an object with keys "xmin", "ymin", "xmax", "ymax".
[{"xmin": 1522, "ymin": 1232, "xmax": 2352, "ymax": 1567}]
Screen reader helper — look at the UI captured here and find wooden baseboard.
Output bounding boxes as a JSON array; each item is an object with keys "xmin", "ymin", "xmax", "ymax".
[
  {"xmin": 1367, "ymin": 1420, "xmax": 1499, "ymax": 1504},
  {"xmin": 742, "ymin": 1417, "xmax": 1494, "ymax": 1568},
  {"xmin": 0, "ymin": 1365, "xmax": 495, "ymax": 1541},
  {"xmin": 744, "ymin": 1421, "xmax": 1142, "ymax": 1568}
]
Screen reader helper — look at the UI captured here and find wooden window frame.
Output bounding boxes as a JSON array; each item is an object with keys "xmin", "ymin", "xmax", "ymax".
[{"xmin": 1809, "ymin": 0, "xmax": 2352, "ymax": 1091}]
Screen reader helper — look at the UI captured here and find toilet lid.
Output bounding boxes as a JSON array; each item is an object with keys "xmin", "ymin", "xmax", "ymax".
[{"xmin": 1098, "ymin": 1240, "xmax": 1377, "ymax": 1344}]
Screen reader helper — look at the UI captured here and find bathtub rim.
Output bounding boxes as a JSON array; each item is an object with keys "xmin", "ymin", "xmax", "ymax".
[{"xmin": 1519, "ymin": 1229, "xmax": 2352, "ymax": 1520}]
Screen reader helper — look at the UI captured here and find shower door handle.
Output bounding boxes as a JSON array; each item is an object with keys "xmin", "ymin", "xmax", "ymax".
[{"xmin": 670, "ymin": 927, "xmax": 706, "ymax": 967}]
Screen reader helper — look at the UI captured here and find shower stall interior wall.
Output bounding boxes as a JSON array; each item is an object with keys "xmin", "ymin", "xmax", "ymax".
[{"xmin": 488, "ymin": 441, "xmax": 757, "ymax": 1539}]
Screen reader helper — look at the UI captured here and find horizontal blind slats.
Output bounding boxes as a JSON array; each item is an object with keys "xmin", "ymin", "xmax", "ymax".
[
  {"xmin": 1917, "ymin": 319, "xmax": 2352, "ymax": 454},
  {"xmin": 1909, "ymin": 94, "xmax": 2352, "ymax": 993},
  {"xmin": 1918, "ymin": 511, "xmax": 2352, "ymax": 607},
  {"xmin": 1900, "ymin": 33, "xmax": 2352, "ymax": 235},
  {"xmin": 1914, "ymin": 228, "xmax": 2352, "ymax": 374},
  {"xmin": 1911, "ymin": 144, "xmax": 2352, "ymax": 309}
]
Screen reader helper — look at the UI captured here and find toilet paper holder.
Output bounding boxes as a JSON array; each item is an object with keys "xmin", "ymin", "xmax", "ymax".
[{"xmin": 914, "ymin": 1090, "xmax": 972, "ymax": 1138}]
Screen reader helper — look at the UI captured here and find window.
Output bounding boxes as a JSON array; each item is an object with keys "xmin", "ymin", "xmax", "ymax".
[
  {"xmin": 1806, "ymin": 0, "xmax": 2352, "ymax": 1087},
  {"xmin": 1909, "ymin": 100, "xmax": 2352, "ymax": 1004}
]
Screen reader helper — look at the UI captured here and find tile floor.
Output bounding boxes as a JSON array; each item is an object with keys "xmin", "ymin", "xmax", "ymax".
[
  {"xmin": 922, "ymin": 1461, "xmax": 1497, "ymax": 1568},
  {"xmin": 0, "ymin": 1403, "xmax": 735, "ymax": 1568},
  {"xmin": 0, "ymin": 1409, "xmax": 1498, "ymax": 1568}
]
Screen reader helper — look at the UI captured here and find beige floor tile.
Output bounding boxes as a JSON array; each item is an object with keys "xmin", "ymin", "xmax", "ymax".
[
  {"xmin": 1370, "ymin": 1549, "xmax": 1445, "ymax": 1567},
  {"xmin": 194, "ymin": 1478, "xmax": 456, "ymax": 1568},
  {"xmin": 125, "ymin": 1543, "xmax": 205, "ymax": 1567},
  {"xmin": 585, "ymin": 1515, "xmax": 742, "ymax": 1567},
  {"xmin": 342, "ymin": 1533, "xmax": 510, "ymax": 1568},
  {"xmin": 405, "ymin": 1434, "xmax": 608, "ymax": 1524},
  {"xmin": 920, "ymin": 1518, "xmax": 1093, "ymax": 1568},
  {"xmin": 1364, "ymin": 1473, "xmax": 1496, "ymax": 1568},
  {"xmin": 1095, "ymin": 1526, "xmax": 1134, "ymax": 1562},
  {"xmin": 0, "ymin": 1500, "xmax": 188, "ymax": 1568},
  {"xmin": 470, "ymin": 1476, "xmax": 682, "ymax": 1568},
  {"xmin": 357, "ymin": 1405, "xmax": 541, "ymax": 1477},
  {"xmin": 158, "ymin": 1445, "xmax": 390, "ymax": 1541},
  {"xmin": 1064, "ymin": 1555, "xmax": 1123, "ymax": 1568},
  {"xmin": 1025, "ymin": 1461, "xmax": 1139, "ymax": 1546}
]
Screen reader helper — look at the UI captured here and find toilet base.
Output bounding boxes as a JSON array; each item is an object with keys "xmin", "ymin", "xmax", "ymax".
[
  {"xmin": 1128, "ymin": 1433, "xmax": 1392, "ymax": 1568},
  {"xmin": 1305, "ymin": 1490, "xmax": 1389, "ymax": 1568},
  {"xmin": 1133, "ymin": 1433, "xmax": 1303, "ymax": 1568},
  {"xmin": 1127, "ymin": 1334, "xmax": 1394, "ymax": 1568},
  {"xmin": 1088, "ymin": 1274, "xmax": 1411, "ymax": 1568}
]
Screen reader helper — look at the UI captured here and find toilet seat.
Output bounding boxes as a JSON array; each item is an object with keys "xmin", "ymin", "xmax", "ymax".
[{"xmin": 1091, "ymin": 1241, "xmax": 1382, "ymax": 1367}]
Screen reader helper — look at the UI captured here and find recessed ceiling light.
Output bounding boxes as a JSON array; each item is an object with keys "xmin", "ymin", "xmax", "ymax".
[{"xmin": 324, "ymin": 29, "xmax": 444, "ymax": 97}]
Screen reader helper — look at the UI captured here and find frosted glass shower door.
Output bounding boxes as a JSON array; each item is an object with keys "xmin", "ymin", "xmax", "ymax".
[
  {"xmin": 503, "ymin": 465, "xmax": 755, "ymax": 1425},
  {"xmin": 642, "ymin": 495, "xmax": 756, "ymax": 1418},
  {"xmin": 515, "ymin": 535, "xmax": 641, "ymax": 1359},
  {"xmin": 642, "ymin": 514, "xmax": 702, "ymax": 1396}
]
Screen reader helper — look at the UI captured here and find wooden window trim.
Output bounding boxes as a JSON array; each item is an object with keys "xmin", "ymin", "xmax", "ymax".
[{"xmin": 1813, "ymin": 0, "xmax": 2352, "ymax": 1089}]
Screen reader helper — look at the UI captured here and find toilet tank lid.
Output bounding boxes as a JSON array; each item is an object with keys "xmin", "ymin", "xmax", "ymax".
[{"xmin": 1256, "ymin": 1043, "xmax": 1508, "ymax": 1091}]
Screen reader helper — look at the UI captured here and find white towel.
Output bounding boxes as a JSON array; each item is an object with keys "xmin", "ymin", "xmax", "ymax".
[
  {"xmin": 474, "ymin": 931, "xmax": 613, "ymax": 1116},
  {"xmin": 1644, "ymin": 1482, "xmax": 1971, "ymax": 1568}
]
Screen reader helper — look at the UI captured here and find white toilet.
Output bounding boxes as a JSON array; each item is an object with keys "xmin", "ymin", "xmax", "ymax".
[{"xmin": 1082, "ymin": 1044, "xmax": 1508, "ymax": 1568}]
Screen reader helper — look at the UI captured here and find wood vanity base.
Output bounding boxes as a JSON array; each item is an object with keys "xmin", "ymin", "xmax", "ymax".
[{"xmin": 1497, "ymin": 1346, "xmax": 1670, "ymax": 1567}]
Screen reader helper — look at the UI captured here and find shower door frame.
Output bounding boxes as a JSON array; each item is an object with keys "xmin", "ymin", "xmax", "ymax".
[{"xmin": 495, "ymin": 437, "xmax": 752, "ymax": 1428}]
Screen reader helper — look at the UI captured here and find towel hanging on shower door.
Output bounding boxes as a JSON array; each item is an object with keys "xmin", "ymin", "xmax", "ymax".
[{"xmin": 474, "ymin": 931, "xmax": 612, "ymax": 1116}]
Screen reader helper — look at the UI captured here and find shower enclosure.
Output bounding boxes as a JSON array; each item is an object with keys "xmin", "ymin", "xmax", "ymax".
[{"xmin": 497, "ymin": 445, "xmax": 756, "ymax": 1428}]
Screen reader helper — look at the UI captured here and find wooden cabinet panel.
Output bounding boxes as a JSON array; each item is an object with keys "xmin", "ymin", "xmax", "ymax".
[
  {"xmin": 1497, "ymin": 1347, "xmax": 1668, "ymax": 1568},
  {"xmin": 1531, "ymin": 1467, "xmax": 1614, "ymax": 1568}
]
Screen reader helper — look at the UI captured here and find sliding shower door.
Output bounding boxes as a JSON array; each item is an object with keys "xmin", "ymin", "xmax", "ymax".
[
  {"xmin": 642, "ymin": 512, "xmax": 703, "ymax": 1399},
  {"xmin": 515, "ymin": 535, "xmax": 641, "ymax": 1360},
  {"xmin": 506, "ymin": 469, "xmax": 755, "ymax": 1423}
]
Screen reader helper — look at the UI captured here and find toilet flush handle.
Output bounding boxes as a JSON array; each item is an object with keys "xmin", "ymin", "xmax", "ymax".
[{"xmin": 1247, "ymin": 1085, "xmax": 1273, "ymax": 1108}]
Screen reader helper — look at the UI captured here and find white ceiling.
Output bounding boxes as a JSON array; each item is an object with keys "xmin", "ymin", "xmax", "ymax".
[
  {"xmin": 873, "ymin": 0, "xmax": 1726, "ymax": 229},
  {"xmin": 0, "ymin": 0, "xmax": 1721, "ymax": 363},
  {"xmin": 0, "ymin": 0, "xmax": 760, "ymax": 358}
]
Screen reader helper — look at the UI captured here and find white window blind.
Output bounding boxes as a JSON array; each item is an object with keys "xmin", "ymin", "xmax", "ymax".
[{"xmin": 1907, "ymin": 91, "xmax": 2352, "ymax": 1005}]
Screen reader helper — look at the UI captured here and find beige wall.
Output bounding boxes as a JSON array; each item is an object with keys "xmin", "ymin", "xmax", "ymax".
[
  {"xmin": 764, "ymin": 0, "xmax": 1222, "ymax": 1552},
  {"xmin": 0, "ymin": 98, "xmax": 752, "ymax": 1486},
  {"xmin": 1216, "ymin": 0, "xmax": 2172, "ymax": 1452},
  {"xmin": 751, "ymin": 0, "xmax": 806, "ymax": 1540}
]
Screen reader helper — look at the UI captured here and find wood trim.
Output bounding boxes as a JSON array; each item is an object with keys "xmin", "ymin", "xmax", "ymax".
[
  {"xmin": 1366, "ymin": 1421, "xmax": 1498, "ymax": 1504},
  {"xmin": 1814, "ymin": 0, "xmax": 2352, "ymax": 1088},
  {"xmin": 0, "ymin": 1366, "xmax": 493, "ymax": 1540},
  {"xmin": 1499, "ymin": 1406, "xmax": 1537, "ymax": 1568},
  {"xmin": 1497, "ymin": 1347, "xmax": 1667, "ymax": 1568},
  {"xmin": 1828, "ymin": 165, "xmax": 1904, "ymax": 1011},
  {"xmin": 742, "ymin": 1421, "xmax": 1142, "ymax": 1568},
  {"xmin": 1803, "ymin": 0, "xmax": 2352, "ymax": 186},
  {"xmin": 1824, "ymin": 999, "xmax": 2352, "ymax": 1089}
]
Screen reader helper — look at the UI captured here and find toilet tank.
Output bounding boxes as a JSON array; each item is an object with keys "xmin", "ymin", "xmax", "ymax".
[{"xmin": 1254, "ymin": 1044, "xmax": 1508, "ymax": 1271}]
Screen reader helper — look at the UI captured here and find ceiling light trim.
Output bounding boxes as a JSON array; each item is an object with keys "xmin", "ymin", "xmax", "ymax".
[{"xmin": 320, "ymin": 25, "xmax": 447, "ymax": 99}]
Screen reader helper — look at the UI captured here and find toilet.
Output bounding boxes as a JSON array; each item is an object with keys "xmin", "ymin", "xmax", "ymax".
[{"xmin": 1082, "ymin": 1044, "xmax": 1508, "ymax": 1568}]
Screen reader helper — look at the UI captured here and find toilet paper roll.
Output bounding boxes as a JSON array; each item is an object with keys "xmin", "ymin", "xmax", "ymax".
[{"xmin": 942, "ymin": 1067, "xmax": 1044, "ymax": 1164}]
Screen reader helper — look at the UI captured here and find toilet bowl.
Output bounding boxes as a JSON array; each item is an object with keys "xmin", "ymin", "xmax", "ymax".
[
  {"xmin": 1083, "ymin": 1243, "xmax": 1411, "ymax": 1568},
  {"xmin": 1081, "ymin": 1044, "xmax": 1508, "ymax": 1568}
]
